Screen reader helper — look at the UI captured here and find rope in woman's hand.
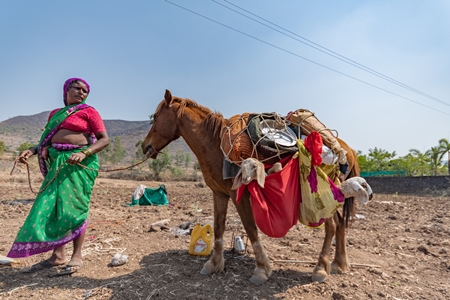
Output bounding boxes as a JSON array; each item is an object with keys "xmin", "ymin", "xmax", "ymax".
[
  {"xmin": 9, "ymin": 157, "xmax": 150, "ymax": 195},
  {"xmin": 10, "ymin": 159, "xmax": 38, "ymax": 194}
]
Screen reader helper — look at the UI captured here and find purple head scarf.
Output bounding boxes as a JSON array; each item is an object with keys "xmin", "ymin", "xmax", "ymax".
[{"xmin": 63, "ymin": 77, "xmax": 90, "ymax": 106}]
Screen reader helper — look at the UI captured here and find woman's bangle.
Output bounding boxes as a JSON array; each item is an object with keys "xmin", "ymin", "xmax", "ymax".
[
  {"xmin": 28, "ymin": 146, "xmax": 38, "ymax": 155},
  {"xmin": 81, "ymin": 148, "xmax": 93, "ymax": 156}
]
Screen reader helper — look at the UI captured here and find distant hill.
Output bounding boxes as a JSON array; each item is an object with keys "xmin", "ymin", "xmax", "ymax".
[{"xmin": 0, "ymin": 112, "xmax": 192, "ymax": 163}]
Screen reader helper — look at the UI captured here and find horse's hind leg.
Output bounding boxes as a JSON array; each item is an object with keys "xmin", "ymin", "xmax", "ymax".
[
  {"xmin": 200, "ymin": 192, "xmax": 229, "ymax": 275},
  {"xmin": 312, "ymin": 216, "xmax": 335, "ymax": 282},
  {"xmin": 331, "ymin": 211, "xmax": 350, "ymax": 273},
  {"xmin": 234, "ymin": 190, "xmax": 271, "ymax": 285}
]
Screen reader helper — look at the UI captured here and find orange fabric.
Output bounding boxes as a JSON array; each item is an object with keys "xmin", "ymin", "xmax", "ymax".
[{"xmin": 236, "ymin": 155, "xmax": 299, "ymax": 238}]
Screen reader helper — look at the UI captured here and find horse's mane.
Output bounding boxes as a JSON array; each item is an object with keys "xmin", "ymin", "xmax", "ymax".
[{"xmin": 161, "ymin": 96, "xmax": 225, "ymax": 138}]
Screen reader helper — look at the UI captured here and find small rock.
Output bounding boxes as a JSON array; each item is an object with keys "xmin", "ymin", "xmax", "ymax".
[
  {"xmin": 180, "ymin": 221, "xmax": 191, "ymax": 230},
  {"xmin": 148, "ymin": 224, "xmax": 170, "ymax": 232},
  {"xmin": 417, "ymin": 245, "xmax": 430, "ymax": 255},
  {"xmin": 332, "ymin": 291, "xmax": 346, "ymax": 300},
  {"xmin": 378, "ymin": 291, "xmax": 387, "ymax": 297},
  {"xmin": 369, "ymin": 268, "xmax": 382, "ymax": 275}
]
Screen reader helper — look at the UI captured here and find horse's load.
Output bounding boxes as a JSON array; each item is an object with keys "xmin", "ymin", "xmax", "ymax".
[
  {"xmin": 286, "ymin": 109, "xmax": 348, "ymax": 165},
  {"xmin": 220, "ymin": 113, "xmax": 297, "ymax": 165},
  {"xmin": 220, "ymin": 109, "xmax": 348, "ymax": 166}
]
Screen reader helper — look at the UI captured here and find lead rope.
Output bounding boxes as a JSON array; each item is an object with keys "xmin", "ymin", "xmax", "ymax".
[{"xmin": 10, "ymin": 157, "xmax": 150, "ymax": 195}]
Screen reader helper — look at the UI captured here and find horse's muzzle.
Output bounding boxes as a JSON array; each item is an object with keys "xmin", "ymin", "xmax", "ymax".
[{"xmin": 143, "ymin": 144, "xmax": 158, "ymax": 159}]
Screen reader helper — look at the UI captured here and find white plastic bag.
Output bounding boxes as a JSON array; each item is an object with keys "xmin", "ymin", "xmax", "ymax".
[{"xmin": 111, "ymin": 253, "xmax": 129, "ymax": 266}]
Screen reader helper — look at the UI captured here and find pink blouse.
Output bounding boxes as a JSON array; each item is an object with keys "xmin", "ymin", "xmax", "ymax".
[{"xmin": 48, "ymin": 107, "xmax": 107, "ymax": 134}]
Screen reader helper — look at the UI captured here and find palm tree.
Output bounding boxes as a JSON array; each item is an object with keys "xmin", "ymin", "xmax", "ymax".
[
  {"xmin": 408, "ymin": 149, "xmax": 431, "ymax": 176},
  {"xmin": 438, "ymin": 138, "xmax": 450, "ymax": 174},
  {"xmin": 367, "ymin": 147, "xmax": 396, "ymax": 171},
  {"xmin": 427, "ymin": 147, "xmax": 443, "ymax": 176}
]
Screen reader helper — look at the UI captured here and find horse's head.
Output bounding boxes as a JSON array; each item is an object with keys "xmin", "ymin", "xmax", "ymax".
[{"xmin": 142, "ymin": 89, "xmax": 181, "ymax": 158}]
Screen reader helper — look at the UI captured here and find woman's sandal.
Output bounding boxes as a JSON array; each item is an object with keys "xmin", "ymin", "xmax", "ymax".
[
  {"xmin": 55, "ymin": 261, "xmax": 83, "ymax": 276},
  {"xmin": 22, "ymin": 259, "xmax": 63, "ymax": 273}
]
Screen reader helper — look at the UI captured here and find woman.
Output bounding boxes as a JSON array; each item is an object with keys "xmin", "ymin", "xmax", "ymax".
[{"xmin": 7, "ymin": 77, "xmax": 110, "ymax": 275}]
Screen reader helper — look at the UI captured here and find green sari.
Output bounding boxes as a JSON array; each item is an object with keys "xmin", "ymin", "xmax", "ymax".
[{"xmin": 7, "ymin": 103, "xmax": 99, "ymax": 258}]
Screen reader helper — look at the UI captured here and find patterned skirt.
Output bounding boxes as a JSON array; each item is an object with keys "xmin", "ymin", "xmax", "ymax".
[{"xmin": 7, "ymin": 146, "xmax": 99, "ymax": 258}]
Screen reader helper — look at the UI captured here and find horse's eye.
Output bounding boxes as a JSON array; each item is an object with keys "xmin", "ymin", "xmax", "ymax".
[{"xmin": 149, "ymin": 114, "xmax": 156, "ymax": 125}]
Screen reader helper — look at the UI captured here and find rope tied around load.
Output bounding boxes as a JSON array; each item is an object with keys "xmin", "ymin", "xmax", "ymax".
[{"xmin": 220, "ymin": 109, "xmax": 348, "ymax": 166}]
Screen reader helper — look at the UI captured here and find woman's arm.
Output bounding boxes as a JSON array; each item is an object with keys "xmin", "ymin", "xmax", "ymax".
[
  {"xmin": 16, "ymin": 145, "xmax": 39, "ymax": 163},
  {"xmin": 66, "ymin": 131, "xmax": 110, "ymax": 165},
  {"xmin": 83, "ymin": 132, "xmax": 110, "ymax": 156}
]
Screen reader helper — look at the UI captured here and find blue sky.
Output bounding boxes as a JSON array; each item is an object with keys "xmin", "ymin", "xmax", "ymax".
[{"xmin": 1, "ymin": 0, "xmax": 449, "ymax": 156}]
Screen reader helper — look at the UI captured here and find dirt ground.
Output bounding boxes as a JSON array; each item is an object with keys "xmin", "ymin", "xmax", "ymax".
[{"xmin": 0, "ymin": 170, "xmax": 449, "ymax": 300}]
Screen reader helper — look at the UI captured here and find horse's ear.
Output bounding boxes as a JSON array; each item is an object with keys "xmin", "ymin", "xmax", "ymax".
[
  {"xmin": 164, "ymin": 89, "xmax": 172, "ymax": 104},
  {"xmin": 256, "ymin": 163, "xmax": 266, "ymax": 188},
  {"xmin": 231, "ymin": 169, "xmax": 243, "ymax": 190}
]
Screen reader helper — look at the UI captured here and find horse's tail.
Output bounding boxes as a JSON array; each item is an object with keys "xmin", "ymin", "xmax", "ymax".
[{"xmin": 341, "ymin": 147, "xmax": 360, "ymax": 228}]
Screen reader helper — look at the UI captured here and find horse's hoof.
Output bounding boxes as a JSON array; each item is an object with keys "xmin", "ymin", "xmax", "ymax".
[
  {"xmin": 249, "ymin": 275, "xmax": 268, "ymax": 285},
  {"xmin": 312, "ymin": 267, "xmax": 328, "ymax": 283},
  {"xmin": 200, "ymin": 261, "xmax": 214, "ymax": 275},
  {"xmin": 200, "ymin": 267, "xmax": 212, "ymax": 275},
  {"xmin": 331, "ymin": 261, "xmax": 348, "ymax": 274}
]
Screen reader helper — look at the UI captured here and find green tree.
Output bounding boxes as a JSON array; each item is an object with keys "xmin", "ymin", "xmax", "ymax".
[
  {"xmin": 184, "ymin": 153, "xmax": 191, "ymax": 169},
  {"xmin": 98, "ymin": 137, "xmax": 126, "ymax": 165},
  {"xmin": 174, "ymin": 150, "xmax": 185, "ymax": 166},
  {"xmin": 170, "ymin": 166, "xmax": 185, "ymax": 178},
  {"xmin": 358, "ymin": 147, "xmax": 397, "ymax": 172},
  {"xmin": 438, "ymin": 138, "xmax": 450, "ymax": 174},
  {"xmin": 110, "ymin": 137, "xmax": 126, "ymax": 164},
  {"xmin": 0, "ymin": 140, "xmax": 6, "ymax": 155},
  {"xmin": 17, "ymin": 142, "xmax": 35, "ymax": 152},
  {"xmin": 357, "ymin": 150, "xmax": 370, "ymax": 172},
  {"xmin": 427, "ymin": 146, "xmax": 443, "ymax": 176},
  {"xmin": 408, "ymin": 149, "xmax": 431, "ymax": 176},
  {"xmin": 134, "ymin": 140, "xmax": 146, "ymax": 161},
  {"xmin": 98, "ymin": 143, "xmax": 112, "ymax": 165},
  {"xmin": 174, "ymin": 150, "xmax": 192, "ymax": 169},
  {"xmin": 132, "ymin": 140, "xmax": 147, "ymax": 169},
  {"xmin": 191, "ymin": 160, "xmax": 202, "ymax": 181},
  {"xmin": 149, "ymin": 149, "xmax": 171, "ymax": 180}
]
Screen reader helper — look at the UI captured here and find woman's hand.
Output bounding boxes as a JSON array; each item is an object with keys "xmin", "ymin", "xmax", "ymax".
[
  {"xmin": 67, "ymin": 152, "xmax": 87, "ymax": 165},
  {"xmin": 16, "ymin": 149, "xmax": 34, "ymax": 164}
]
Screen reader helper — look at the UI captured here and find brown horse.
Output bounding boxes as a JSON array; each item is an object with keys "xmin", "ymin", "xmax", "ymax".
[{"xmin": 142, "ymin": 90, "xmax": 362, "ymax": 284}]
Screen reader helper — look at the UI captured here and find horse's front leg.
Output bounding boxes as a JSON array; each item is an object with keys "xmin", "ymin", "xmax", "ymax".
[
  {"xmin": 233, "ymin": 190, "xmax": 271, "ymax": 285},
  {"xmin": 200, "ymin": 192, "xmax": 229, "ymax": 275},
  {"xmin": 312, "ymin": 215, "xmax": 335, "ymax": 282},
  {"xmin": 331, "ymin": 211, "xmax": 350, "ymax": 273}
]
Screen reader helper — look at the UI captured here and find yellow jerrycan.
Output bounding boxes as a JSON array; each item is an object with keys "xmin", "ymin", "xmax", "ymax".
[{"xmin": 189, "ymin": 223, "xmax": 213, "ymax": 256}]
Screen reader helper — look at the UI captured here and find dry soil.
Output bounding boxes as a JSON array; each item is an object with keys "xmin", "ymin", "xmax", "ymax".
[{"xmin": 0, "ymin": 170, "xmax": 449, "ymax": 300}]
